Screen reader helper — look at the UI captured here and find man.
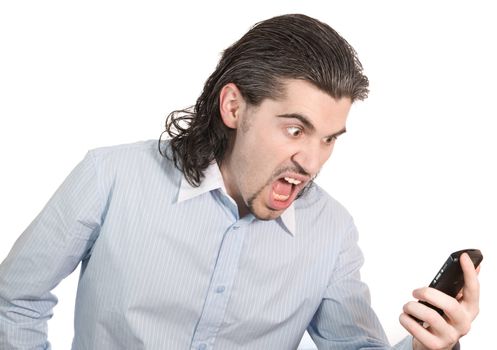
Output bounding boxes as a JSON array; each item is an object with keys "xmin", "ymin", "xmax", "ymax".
[{"xmin": 0, "ymin": 14, "xmax": 479, "ymax": 350}]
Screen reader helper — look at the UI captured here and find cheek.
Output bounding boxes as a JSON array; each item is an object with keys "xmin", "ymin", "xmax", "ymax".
[
  {"xmin": 243, "ymin": 133, "xmax": 277, "ymax": 165},
  {"xmin": 323, "ymin": 144, "xmax": 335, "ymax": 162},
  {"xmin": 312, "ymin": 147, "xmax": 334, "ymax": 174},
  {"xmin": 238, "ymin": 128, "xmax": 293, "ymax": 185},
  {"xmin": 240, "ymin": 151, "xmax": 276, "ymax": 193}
]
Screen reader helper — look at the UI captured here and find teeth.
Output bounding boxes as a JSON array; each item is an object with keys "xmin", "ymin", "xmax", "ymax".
[
  {"xmin": 273, "ymin": 191, "xmax": 290, "ymax": 201},
  {"xmin": 284, "ymin": 177, "xmax": 302, "ymax": 185}
]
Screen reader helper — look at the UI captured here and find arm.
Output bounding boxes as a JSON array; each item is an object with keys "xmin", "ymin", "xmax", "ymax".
[
  {"xmin": 307, "ymin": 219, "xmax": 420, "ymax": 350},
  {"xmin": 0, "ymin": 152, "xmax": 104, "ymax": 349},
  {"xmin": 307, "ymin": 220, "xmax": 403, "ymax": 349}
]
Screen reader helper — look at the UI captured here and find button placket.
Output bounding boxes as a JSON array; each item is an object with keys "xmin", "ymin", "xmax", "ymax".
[{"xmin": 190, "ymin": 222, "xmax": 247, "ymax": 349}]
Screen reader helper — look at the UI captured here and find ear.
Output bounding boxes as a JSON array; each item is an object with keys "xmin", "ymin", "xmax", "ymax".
[{"xmin": 219, "ymin": 83, "xmax": 246, "ymax": 129}]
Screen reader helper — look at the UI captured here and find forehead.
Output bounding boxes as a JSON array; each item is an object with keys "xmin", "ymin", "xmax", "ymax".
[{"xmin": 257, "ymin": 79, "xmax": 352, "ymax": 131}]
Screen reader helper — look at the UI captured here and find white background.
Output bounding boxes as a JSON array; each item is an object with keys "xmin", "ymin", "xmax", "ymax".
[{"xmin": 1, "ymin": 1, "xmax": 495, "ymax": 349}]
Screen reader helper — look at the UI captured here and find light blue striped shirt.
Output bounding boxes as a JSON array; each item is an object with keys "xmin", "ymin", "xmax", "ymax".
[{"xmin": 0, "ymin": 140, "xmax": 412, "ymax": 349}]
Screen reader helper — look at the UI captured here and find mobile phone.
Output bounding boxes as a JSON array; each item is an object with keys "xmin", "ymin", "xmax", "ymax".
[{"xmin": 413, "ymin": 249, "xmax": 483, "ymax": 323}]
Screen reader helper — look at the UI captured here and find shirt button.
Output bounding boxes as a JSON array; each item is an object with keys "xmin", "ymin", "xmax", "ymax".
[
  {"xmin": 215, "ymin": 286, "xmax": 225, "ymax": 293},
  {"xmin": 198, "ymin": 343, "xmax": 207, "ymax": 350},
  {"xmin": 232, "ymin": 225, "xmax": 240, "ymax": 230}
]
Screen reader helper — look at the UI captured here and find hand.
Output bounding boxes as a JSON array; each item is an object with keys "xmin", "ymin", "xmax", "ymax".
[{"xmin": 399, "ymin": 253, "xmax": 480, "ymax": 350}]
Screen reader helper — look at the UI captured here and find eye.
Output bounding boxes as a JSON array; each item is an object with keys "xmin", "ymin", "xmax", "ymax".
[
  {"xmin": 286, "ymin": 126, "xmax": 303, "ymax": 138},
  {"xmin": 323, "ymin": 135, "xmax": 337, "ymax": 145}
]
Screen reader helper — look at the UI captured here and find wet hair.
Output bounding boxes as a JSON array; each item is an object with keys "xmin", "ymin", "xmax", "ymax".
[{"xmin": 159, "ymin": 13, "xmax": 369, "ymax": 186}]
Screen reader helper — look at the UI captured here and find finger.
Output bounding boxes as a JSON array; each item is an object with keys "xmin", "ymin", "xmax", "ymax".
[
  {"xmin": 399, "ymin": 313, "xmax": 450, "ymax": 349},
  {"xmin": 399, "ymin": 303, "xmax": 460, "ymax": 349},
  {"xmin": 403, "ymin": 300, "xmax": 446, "ymax": 330},
  {"xmin": 413, "ymin": 287, "xmax": 466, "ymax": 325},
  {"xmin": 459, "ymin": 253, "xmax": 480, "ymax": 307},
  {"xmin": 413, "ymin": 287, "xmax": 457, "ymax": 310}
]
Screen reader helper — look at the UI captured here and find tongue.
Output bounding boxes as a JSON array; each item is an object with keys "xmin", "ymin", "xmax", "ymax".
[{"xmin": 272, "ymin": 178, "xmax": 292, "ymax": 196}]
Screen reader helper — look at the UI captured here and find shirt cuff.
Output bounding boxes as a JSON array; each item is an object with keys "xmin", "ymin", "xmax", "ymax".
[
  {"xmin": 394, "ymin": 336, "xmax": 460, "ymax": 350},
  {"xmin": 393, "ymin": 336, "xmax": 413, "ymax": 349}
]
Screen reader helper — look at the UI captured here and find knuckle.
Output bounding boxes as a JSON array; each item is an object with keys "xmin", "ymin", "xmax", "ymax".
[
  {"xmin": 447, "ymin": 329, "xmax": 461, "ymax": 345},
  {"xmin": 445, "ymin": 298, "xmax": 460, "ymax": 314},
  {"xmin": 424, "ymin": 312, "xmax": 439, "ymax": 326}
]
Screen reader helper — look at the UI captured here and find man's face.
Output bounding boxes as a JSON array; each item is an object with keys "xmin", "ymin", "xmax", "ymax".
[{"xmin": 220, "ymin": 79, "xmax": 352, "ymax": 220}]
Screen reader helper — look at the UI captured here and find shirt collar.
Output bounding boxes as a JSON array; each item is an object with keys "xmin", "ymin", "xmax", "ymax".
[{"xmin": 177, "ymin": 162, "xmax": 296, "ymax": 236}]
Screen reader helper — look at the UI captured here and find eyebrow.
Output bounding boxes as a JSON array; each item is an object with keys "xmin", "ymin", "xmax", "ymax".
[{"xmin": 276, "ymin": 113, "xmax": 347, "ymax": 139}]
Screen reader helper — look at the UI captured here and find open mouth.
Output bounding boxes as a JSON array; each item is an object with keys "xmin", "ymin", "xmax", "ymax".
[{"xmin": 268, "ymin": 175, "xmax": 306, "ymax": 211}]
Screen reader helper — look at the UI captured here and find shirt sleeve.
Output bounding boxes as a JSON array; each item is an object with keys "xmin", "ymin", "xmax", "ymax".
[
  {"xmin": 0, "ymin": 151, "xmax": 105, "ymax": 349},
  {"xmin": 307, "ymin": 219, "xmax": 415, "ymax": 350}
]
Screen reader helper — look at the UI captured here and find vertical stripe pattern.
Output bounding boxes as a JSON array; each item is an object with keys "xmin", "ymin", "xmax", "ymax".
[{"xmin": 0, "ymin": 140, "xmax": 412, "ymax": 349}]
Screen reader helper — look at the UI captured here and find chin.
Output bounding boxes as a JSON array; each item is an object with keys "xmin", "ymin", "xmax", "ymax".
[{"xmin": 250, "ymin": 205, "xmax": 283, "ymax": 221}]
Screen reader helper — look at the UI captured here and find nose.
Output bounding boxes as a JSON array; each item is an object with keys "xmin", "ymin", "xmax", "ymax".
[{"xmin": 291, "ymin": 140, "xmax": 331, "ymax": 176}]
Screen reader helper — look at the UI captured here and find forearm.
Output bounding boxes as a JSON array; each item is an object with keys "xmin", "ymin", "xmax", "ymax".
[{"xmin": 0, "ymin": 151, "xmax": 103, "ymax": 348}]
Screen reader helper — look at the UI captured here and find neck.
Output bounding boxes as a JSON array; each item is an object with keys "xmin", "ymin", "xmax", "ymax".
[{"xmin": 218, "ymin": 160, "xmax": 249, "ymax": 218}]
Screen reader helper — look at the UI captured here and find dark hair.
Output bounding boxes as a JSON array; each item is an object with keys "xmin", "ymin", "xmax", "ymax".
[{"xmin": 159, "ymin": 14, "xmax": 369, "ymax": 186}]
